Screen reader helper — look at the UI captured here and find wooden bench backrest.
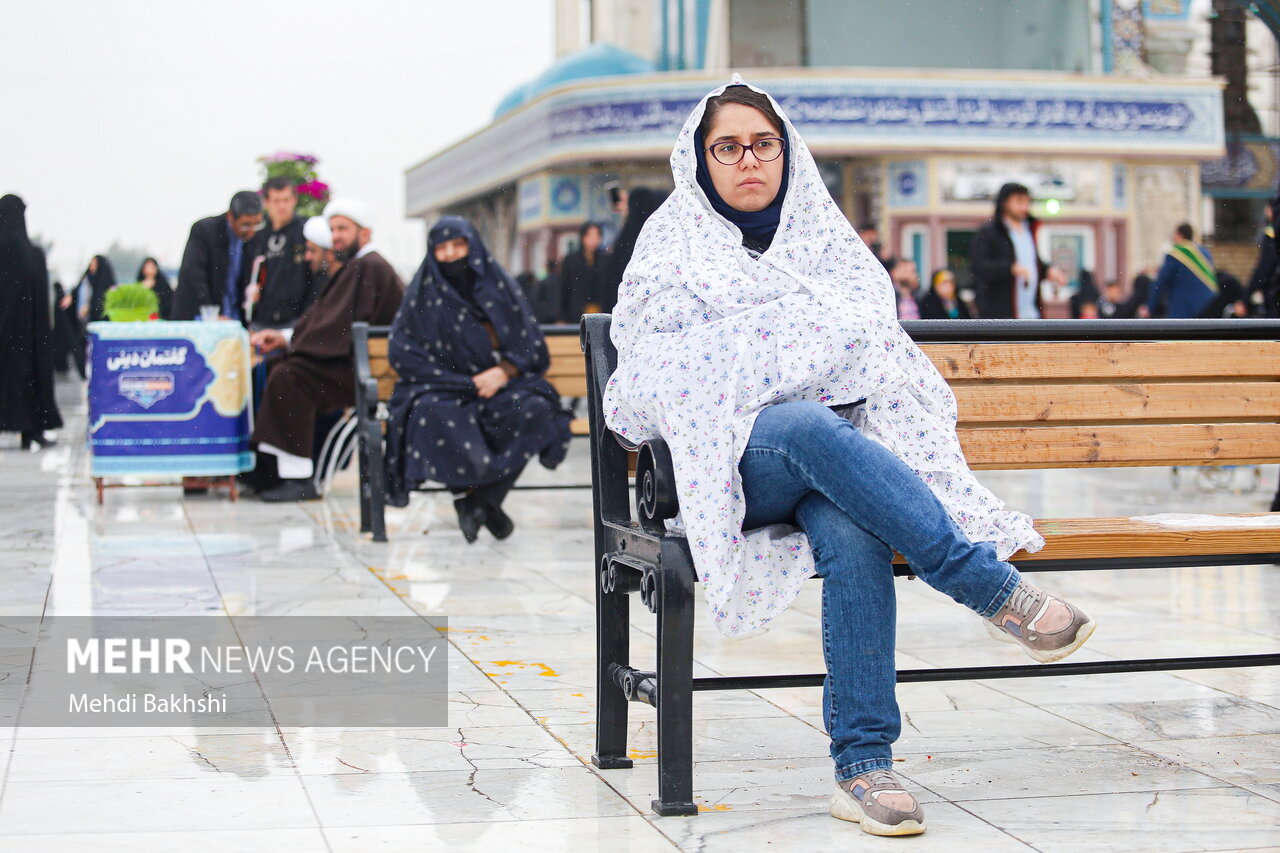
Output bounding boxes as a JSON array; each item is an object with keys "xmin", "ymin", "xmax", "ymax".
[
  {"xmin": 365, "ymin": 328, "xmax": 586, "ymax": 402},
  {"xmin": 930, "ymin": 340, "xmax": 1280, "ymax": 469},
  {"xmin": 580, "ymin": 315, "xmax": 1280, "ymax": 472}
]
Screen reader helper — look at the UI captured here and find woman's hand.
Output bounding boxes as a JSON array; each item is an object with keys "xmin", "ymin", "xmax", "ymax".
[{"xmin": 472, "ymin": 365, "xmax": 509, "ymax": 399}]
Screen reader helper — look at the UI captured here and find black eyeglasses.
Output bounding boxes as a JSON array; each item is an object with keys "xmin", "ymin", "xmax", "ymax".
[{"xmin": 706, "ymin": 137, "xmax": 785, "ymax": 166}]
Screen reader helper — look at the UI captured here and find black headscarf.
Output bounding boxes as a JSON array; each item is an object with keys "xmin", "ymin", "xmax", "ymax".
[
  {"xmin": 0, "ymin": 195, "xmax": 32, "ymax": 322},
  {"xmin": 604, "ymin": 187, "xmax": 668, "ymax": 310},
  {"xmin": 0, "ymin": 194, "xmax": 30, "ymax": 274},
  {"xmin": 389, "ymin": 216, "xmax": 548, "ymax": 389},
  {"xmin": 694, "ymin": 127, "xmax": 790, "ymax": 252},
  {"xmin": 0, "ymin": 194, "xmax": 62, "ymax": 433},
  {"xmin": 84, "ymin": 254, "xmax": 116, "ymax": 322},
  {"xmin": 136, "ymin": 257, "xmax": 174, "ymax": 320}
]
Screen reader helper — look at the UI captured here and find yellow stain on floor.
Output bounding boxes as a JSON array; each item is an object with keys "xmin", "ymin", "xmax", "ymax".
[
  {"xmin": 697, "ymin": 804, "xmax": 732, "ymax": 812},
  {"xmin": 489, "ymin": 660, "xmax": 560, "ymax": 677},
  {"xmin": 627, "ymin": 749, "xmax": 658, "ymax": 760},
  {"xmin": 365, "ymin": 565, "xmax": 410, "ymax": 597}
]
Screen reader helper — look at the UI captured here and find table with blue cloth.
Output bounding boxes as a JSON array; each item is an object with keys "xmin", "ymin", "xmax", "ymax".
[{"xmin": 86, "ymin": 320, "xmax": 253, "ymax": 501}]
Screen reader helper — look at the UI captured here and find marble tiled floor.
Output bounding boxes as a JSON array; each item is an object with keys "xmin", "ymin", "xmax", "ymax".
[{"xmin": 3, "ymin": 377, "xmax": 1280, "ymax": 851}]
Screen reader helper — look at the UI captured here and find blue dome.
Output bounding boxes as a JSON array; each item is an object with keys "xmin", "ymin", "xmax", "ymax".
[{"xmin": 494, "ymin": 43, "xmax": 655, "ymax": 118}]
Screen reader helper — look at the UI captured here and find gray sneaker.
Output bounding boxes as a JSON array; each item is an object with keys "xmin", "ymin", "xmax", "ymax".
[
  {"xmin": 987, "ymin": 580, "xmax": 1096, "ymax": 663},
  {"xmin": 830, "ymin": 770, "xmax": 926, "ymax": 836}
]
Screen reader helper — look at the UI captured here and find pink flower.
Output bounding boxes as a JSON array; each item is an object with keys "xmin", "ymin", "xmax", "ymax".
[{"xmin": 296, "ymin": 180, "xmax": 330, "ymax": 200}]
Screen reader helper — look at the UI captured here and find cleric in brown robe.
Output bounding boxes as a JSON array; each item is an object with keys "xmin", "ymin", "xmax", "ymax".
[{"xmin": 248, "ymin": 198, "xmax": 404, "ymax": 501}]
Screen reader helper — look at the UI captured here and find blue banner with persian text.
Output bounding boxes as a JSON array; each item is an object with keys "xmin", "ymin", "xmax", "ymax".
[{"xmin": 86, "ymin": 321, "xmax": 253, "ymax": 477}]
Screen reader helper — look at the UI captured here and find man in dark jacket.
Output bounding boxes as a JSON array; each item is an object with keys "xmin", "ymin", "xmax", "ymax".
[
  {"xmin": 172, "ymin": 191, "xmax": 263, "ymax": 322},
  {"xmin": 1247, "ymin": 201, "xmax": 1280, "ymax": 317},
  {"xmin": 245, "ymin": 177, "xmax": 317, "ymax": 329},
  {"xmin": 968, "ymin": 182, "xmax": 1066, "ymax": 319},
  {"xmin": 1140, "ymin": 224, "xmax": 1220, "ymax": 319}
]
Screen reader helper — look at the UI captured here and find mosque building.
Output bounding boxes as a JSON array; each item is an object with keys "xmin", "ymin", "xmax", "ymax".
[{"xmin": 405, "ymin": 1, "xmax": 1273, "ymax": 300}]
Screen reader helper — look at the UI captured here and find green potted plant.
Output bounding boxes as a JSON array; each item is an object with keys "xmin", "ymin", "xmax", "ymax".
[{"xmin": 103, "ymin": 283, "xmax": 160, "ymax": 322}]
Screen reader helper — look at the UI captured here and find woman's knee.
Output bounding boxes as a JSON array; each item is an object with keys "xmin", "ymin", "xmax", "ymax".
[{"xmin": 795, "ymin": 493, "xmax": 891, "ymax": 575}]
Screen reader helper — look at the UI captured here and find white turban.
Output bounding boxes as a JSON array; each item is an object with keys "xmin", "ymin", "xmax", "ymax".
[
  {"xmin": 302, "ymin": 215, "xmax": 332, "ymax": 249},
  {"xmin": 325, "ymin": 197, "xmax": 376, "ymax": 231}
]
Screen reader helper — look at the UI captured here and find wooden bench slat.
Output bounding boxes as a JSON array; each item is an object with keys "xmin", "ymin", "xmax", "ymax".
[
  {"xmin": 889, "ymin": 513, "xmax": 1280, "ymax": 563},
  {"xmin": 959, "ymin": 423, "xmax": 1280, "ymax": 468},
  {"xmin": 1016, "ymin": 513, "xmax": 1280, "ymax": 561},
  {"xmin": 545, "ymin": 336, "xmax": 584, "ymax": 355},
  {"xmin": 368, "ymin": 359, "xmax": 397, "ymax": 381},
  {"xmin": 549, "ymin": 377, "xmax": 589, "ymax": 398},
  {"xmin": 954, "ymin": 382, "xmax": 1280, "ymax": 425},
  {"xmin": 924, "ymin": 341, "xmax": 1280, "ymax": 382}
]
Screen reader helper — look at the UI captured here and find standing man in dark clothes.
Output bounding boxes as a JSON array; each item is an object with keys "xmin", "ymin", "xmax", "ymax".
[
  {"xmin": 172, "ymin": 191, "xmax": 264, "ymax": 322},
  {"xmin": 969, "ymin": 182, "xmax": 1066, "ymax": 319},
  {"xmin": 248, "ymin": 198, "xmax": 404, "ymax": 502},
  {"xmin": 1247, "ymin": 201, "xmax": 1280, "ymax": 317},
  {"xmin": 559, "ymin": 221, "xmax": 606, "ymax": 322},
  {"xmin": 519, "ymin": 259, "xmax": 562, "ymax": 324},
  {"xmin": 52, "ymin": 280, "xmax": 85, "ymax": 377},
  {"xmin": 245, "ymin": 177, "xmax": 317, "ymax": 330},
  {"xmin": 604, "ymin": 187, "xmax": 667, "ymax": 312},
  {"xmin": 858, "ymin": 222, "xmax": 884, "ymax": 264}
]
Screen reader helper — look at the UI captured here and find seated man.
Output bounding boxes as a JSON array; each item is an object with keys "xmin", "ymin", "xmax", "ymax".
[{"xmin": 248, "ymin": 198, "xmax": 404, "ymax": 501}]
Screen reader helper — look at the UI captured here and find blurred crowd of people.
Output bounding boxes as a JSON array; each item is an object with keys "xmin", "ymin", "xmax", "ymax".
[
  {"xmin": 516, "ymin": 186, "xmax": 669, "ymax": 324},
  {"xmin": 865, "ymin": 181, "xmax": 1280, "ymax": 325},
  {"xmin": 6, "ymin": 166, "xmax": 1280, "ymax": 522}
]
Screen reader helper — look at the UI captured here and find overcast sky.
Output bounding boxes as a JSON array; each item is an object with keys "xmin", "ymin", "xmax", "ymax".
[{"xmin": 1, "ymin": 0, "xmax": 555, "ymax": 283}]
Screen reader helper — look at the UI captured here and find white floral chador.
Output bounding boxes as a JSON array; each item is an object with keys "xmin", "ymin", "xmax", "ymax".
[{"xmin": 603, "ymin": 76, "xmax": 1043, "ymax": 638}]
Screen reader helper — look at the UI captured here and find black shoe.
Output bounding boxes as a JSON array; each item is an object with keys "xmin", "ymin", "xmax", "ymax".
[
  {"xmin": 454, "ymin": 496, "xmax": 487, "ymax": 544},
  {"xmin": 20, "ymin": 432, "xmax": 55, "ymax": 451},
  {"xmin": 259, "ymin": 479, "xmax": 320, "ymax": 502},
  {"xmin": 483, "ymin": 502, "xmax": 515, "ymax": 540}
]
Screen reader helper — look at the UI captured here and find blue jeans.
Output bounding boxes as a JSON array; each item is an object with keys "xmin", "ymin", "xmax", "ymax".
[{"xmin": 739, "ymin": 401, "xmax": 1021, "ymax": 780}]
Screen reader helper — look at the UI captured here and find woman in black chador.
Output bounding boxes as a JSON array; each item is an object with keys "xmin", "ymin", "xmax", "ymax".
[
  {"xmin": 76, "ymin": 254, "xmax": 116, "ymax": 323},
  {"xmin": 604, "ymin": 187, "xmax": 667, "ymax": 312},
  {"xmin": 0, "ymin": 194, "xmax": 62, "ymax": 448},
  {"xmin": 384, "ymin": 217, "xmax": 572, "ymax": 542},
  {"xmin": 136, "ymin": 257, "xmax": 174, "ymax": 320}
]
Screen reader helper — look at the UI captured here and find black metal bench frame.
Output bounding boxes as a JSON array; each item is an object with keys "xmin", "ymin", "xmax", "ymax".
[
  {"xmin": 580, "ymin": 314, "xmax": 1280, "ymax": 816},
  {"xmin": 353, "ymin": 321, "xmax": 591, "ymax": 542}
]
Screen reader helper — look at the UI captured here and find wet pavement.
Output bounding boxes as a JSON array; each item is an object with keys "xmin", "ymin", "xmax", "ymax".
[{"xmin": 2, "ymin": 375, "xmax": 1279, "ymax": 851}]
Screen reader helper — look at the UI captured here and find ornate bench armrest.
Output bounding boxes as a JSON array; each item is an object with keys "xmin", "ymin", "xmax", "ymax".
[{"xmin": 635, "ymin": 438, "xmax": 679, "ymax": 533}]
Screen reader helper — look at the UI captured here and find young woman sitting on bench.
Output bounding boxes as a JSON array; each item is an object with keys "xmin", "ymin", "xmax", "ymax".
[{"xmin": 602, "ymin": 77, "xmax": 1096, "ymax": 838}]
